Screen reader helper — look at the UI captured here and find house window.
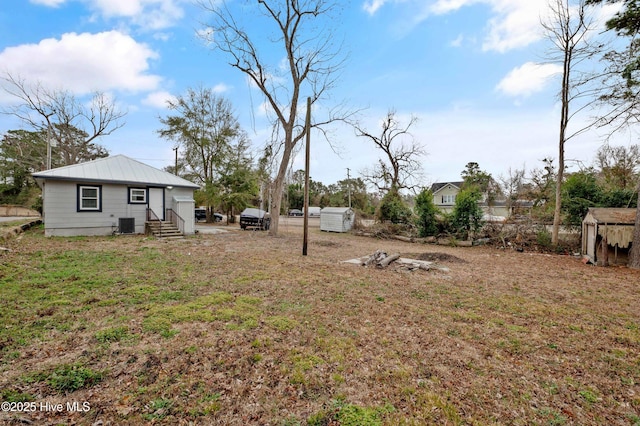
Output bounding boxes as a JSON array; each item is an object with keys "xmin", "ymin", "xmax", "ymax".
[
  {"xmin": 77, "ymin": 185, "xmax": 102, "ymax": 212},
  {"xmin": 442, "ymin": 194, "xmax": 456, "ymax": 204},
  {"xmin": 129, "ymin": 188, "xmax": 147, "ymax": 204}
]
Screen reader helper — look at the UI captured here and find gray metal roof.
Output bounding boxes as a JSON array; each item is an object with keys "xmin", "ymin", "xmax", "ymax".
[
  {"xmin": 321, "ymin": 207, "xmax": 353, "ymax": 213},
  {"xmin": 32, "ymin": 155, "xmax": 200, "ymax": 189}
]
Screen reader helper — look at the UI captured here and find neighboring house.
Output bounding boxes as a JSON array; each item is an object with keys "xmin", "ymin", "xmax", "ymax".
[
  {"xmin": 582, "ymin": 208, "xmax": 636, "ymax": 266},
  {"xmin": 32, "ymin": 155, "xmax": 200, "ymax": 237},
  {"xmin": 431, "ymin": 182, "xmax": 464, "ymax": 214},
  {"xmin": 430, "ymin": 181, "xmax": 531, "ymax": 220}
]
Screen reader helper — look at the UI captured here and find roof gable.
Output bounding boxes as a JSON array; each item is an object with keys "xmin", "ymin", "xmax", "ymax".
[
  {"xmin": 431, "ymin": 181, "xmax": 464, "ymax": 194},
  {"xmin": 32, "ymin": 155, "xmax": 199, "ymax": 189}
]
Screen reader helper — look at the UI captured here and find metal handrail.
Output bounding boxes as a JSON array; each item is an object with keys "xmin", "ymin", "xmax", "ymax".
[
  {"xmin": 165, "ymin": 208, "xmax": 185, "ymax": 234},
  {"xmin": 146, "ymin": 208, "xmax": 164, "ymax": 238}
]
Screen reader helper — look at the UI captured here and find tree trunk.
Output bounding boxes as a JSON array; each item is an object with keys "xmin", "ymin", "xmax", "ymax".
[
  {"xmin": 552, "ymin": 42, "xmax": 570, "ymax": 247},
  {"xmin": 268, "ymin": 142, "xmax": 293, "ymax": 236},
  {"xmin": 629, "ymin": 189, "xmax": 640, "ymax": 269}
]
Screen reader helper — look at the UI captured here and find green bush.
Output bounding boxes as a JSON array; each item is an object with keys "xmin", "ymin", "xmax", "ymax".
[
  {"xmin": 561, "ymin": 172, "xmax": 601, "ymax": 228},
  {"xmin": 377, "ymin": 189, "xmax": 411, "ymax": 224},
  {"xmin": 414, "ymin": 188, "xmax": 438, "ymax": 237},
  {"xmin": 451, "ymin": 188, "xmax": 483, "ymax": 239}
]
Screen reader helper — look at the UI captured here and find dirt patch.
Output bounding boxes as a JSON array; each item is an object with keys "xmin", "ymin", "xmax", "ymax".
[{"xmin": 410, "ymin": 252, "xmax": 467, "ymax": 263}]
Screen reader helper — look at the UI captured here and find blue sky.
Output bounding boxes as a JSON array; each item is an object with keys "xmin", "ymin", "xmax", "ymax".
[{"xmin": 0, "ymin": 0, "xmax": 627, "ymax": 188}]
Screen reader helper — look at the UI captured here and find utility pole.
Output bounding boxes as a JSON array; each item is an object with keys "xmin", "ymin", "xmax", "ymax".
[
  {"xmin": 173, "ymin": 146, "xmax": 178, "ymax": 175},
  {"xmin": 46, "ymin": 126, "xmax": 52, "ymax": 170},
  {"xmin": 302, "ymin": 97, "xmax": 311, "ymax": 256},
  {"xmin": 44, "ymin": 111, "xmax": 55, "ymax": 170},
  {"xmin": 346, "ymin": 168, "xmax": 352, "ymax": 209}
]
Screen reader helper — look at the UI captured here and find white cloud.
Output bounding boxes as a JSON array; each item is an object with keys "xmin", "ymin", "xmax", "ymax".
[
  {"xmin": 366, "ymin": 0, "xmax": 614, "ymax": 53},
  {"xmin": 212, "ymin": 83, "xmax": 230, "ymax": 93},
  {"xmin": 363, "ymin": 0, "xmax": 388, "ymax": 15},
  {"xmin": 30, "ymin": 0, "xmax": 185, "ymax": 30},
  {"xmin": 481, "ymin": 0, "xmax": 548, "ymax": 52},
  {"xmin": 90, "ymin": 0, "xmax": 185, "ymax": 30},
  {"xmin": 429, "ymin": 0, "xmax": 548, "ymax": 52},
  {"xmin": 30, "ymin": 0, "xmax": 67, "ymax": 6},
  {"xmin": 496, "ymin": 62, "xmax": 561, "ymax": 97},
  {"xmin": 141, "ymin": 91, "xmax": 176, "ymax": 108},
  {"xmin": 430, "ymin": 0, "xmax": 479, "ymax": 15},
  {"xmin": 0, "ymin": 31, "xmax": 162, "ymax": 96},
  {"xmin": 450, "ymin": 34, "xmax": 464, "ymax": 47}
]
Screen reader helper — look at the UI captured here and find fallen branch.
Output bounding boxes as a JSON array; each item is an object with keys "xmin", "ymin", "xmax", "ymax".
[
  {"xmin": 362, "ymin": 249, "xmax": 387, "ymax": 267},
  {"xmin": 377, "ymin": 253, "xmax": 400, "ymax": 268}
]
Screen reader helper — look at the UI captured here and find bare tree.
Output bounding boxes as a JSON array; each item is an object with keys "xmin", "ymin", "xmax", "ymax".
[
  {"xmin": 595, "ymin": 143, "xmax": 640, "ymax": 189},
  {"xmin": 354, "ymin": 110, "xmax": 425, "ymax": 193},
  {"xmin": 500, "ymin": 167, "xmax": 527, "ymax": 217},
  {"xmin": 1, "ymin": 73, "xmax": 125, "ymax": 167},
  {"xmin": 542, "ymin": 0, "xmax": 599, "ymax": 245},
  {"xmin": 199, "ymin": 0, "xmax": 349, "ymax": 236}
]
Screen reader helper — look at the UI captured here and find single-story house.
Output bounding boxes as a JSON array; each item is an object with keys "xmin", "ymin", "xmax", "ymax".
[
  {"xmin": 582, "ymin": 207, "xmax": 637, "ymax": 266},
  {"xmin": 320, "ymin": 207, "xmax": 355, "ymax": 233},
  {"xmin": 32, "ymin": 155, "xmax": 200, "ymax": 237}
]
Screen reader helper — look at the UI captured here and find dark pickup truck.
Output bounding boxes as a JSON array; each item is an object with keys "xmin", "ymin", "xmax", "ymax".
[{"xmin": 239, "ymin": 208, "xmax": 270, "ymax": 230}]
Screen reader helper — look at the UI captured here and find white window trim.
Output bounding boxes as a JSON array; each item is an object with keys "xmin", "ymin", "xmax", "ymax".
[
  {"xmin": 129, "ymin": 188, "xmax": 147, "ymax": 204},
  {"xmin": 442, "ymin": 194, "xmax": 456, "ymax": 204},
  {"xmin": 78, "ymin": 185, "xmax": 101, "ymax": 211}
]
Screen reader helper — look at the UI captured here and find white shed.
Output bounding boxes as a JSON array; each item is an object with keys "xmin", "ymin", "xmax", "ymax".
[
  {"xmin": 320, "ymin": 207, "xmax": 355, "ymax": 233},
  {"xmin": 172, "ymin": 196, "xmax": 196, "ymax": 235}
]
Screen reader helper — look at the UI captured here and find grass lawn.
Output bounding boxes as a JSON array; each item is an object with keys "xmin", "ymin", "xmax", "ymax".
[{"xmin": 0, "ymin": 223, "xmax": 639, "ymax": 425}]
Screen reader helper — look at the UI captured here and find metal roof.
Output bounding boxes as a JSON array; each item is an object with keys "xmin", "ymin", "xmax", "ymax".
[
  {"xmin": 321, "ymin": 207, "xmax": 353, "ymax": 214},
  {"xmin": 583, "ymin": 208, "xmax": 636, "ymax": 225},
  {"xmin": 32, "ymin": 155, "xmax": 200, "ymax": 189}
]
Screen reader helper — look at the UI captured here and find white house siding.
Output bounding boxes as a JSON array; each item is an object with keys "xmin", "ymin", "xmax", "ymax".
[
  {"xmin": 42, "ymin": 181, "xmax": 148, "ymax": 237},
  {"xmin": 433, "ymin": 185, "xmax": 459, "ymax": 214}
]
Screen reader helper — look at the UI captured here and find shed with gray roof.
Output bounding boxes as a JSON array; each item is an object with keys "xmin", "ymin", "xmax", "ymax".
[{"xmin": 32, "ymin": 155, "xmax": 200, "ymax": 237}]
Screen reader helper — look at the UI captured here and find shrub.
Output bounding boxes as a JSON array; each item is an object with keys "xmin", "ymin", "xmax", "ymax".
[
  {"xmin": 377, "ymin": 189, "xmax": 412, "ymax": 224},
  {"xmin": 414, "ymin": 188, "xmax": 438, "ymax": 237},
  {"xmin": 451, "ymin": 187, "xmax": 483, "ymax": 239}
]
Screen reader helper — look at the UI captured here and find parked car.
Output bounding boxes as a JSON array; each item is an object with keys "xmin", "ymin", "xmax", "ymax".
[
  {"xmin": 239, "ymin": 208, "xmax": 270, "ymax": 230},
  {"xmin": 288, "ymin": 209, "xmax": 303, "ymax": 216},
  {"xmin": 195, "ymin": 208, "xmax": 223, "ymax": 222}
]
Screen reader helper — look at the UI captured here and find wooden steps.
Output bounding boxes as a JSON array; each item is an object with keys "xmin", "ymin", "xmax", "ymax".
[{"xmin": 146, "ymin": 221, "xmax": 183, "ymax": 239}]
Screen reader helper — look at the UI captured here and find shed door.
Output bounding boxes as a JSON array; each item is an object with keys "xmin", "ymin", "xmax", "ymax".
[{"xmin": 148, "ymin": 188, "xmax": 164, "ymax": 220}]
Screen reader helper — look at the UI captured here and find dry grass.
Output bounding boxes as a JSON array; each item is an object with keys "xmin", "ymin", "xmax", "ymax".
[{"xmin": 0, "ymin": 223, "xmax": 639, "ymax": 425}]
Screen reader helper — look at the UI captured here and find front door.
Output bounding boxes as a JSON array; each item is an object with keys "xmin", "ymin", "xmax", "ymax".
[{"xmin": 148, "ymin": 188, "xmax": 164, "ymax": 220}]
